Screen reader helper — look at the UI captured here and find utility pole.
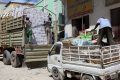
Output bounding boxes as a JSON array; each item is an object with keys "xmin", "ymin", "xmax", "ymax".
[
  {"xmin": 54, "ymin": 16, "xmax": 58, "ymax": 42},
  {"xmin": 54, "ymin": 0, "xmax": 58, "ymax": 42}
]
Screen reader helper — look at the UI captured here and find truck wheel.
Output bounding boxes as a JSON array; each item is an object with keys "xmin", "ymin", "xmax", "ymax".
[
  {"xmin": 10, "ymin": 51, "xmax": 21, "ymax": 68},
  {"xmin": 52, "ymin": 67, "xmax": 64, "ymax": 80},
  {"xmin": 82, "ymin": 75, "xmax": 94, "ymax": 80},
  {"xmin": 3, "ymin": 50, "xmax": 11, "ymax": 65}
]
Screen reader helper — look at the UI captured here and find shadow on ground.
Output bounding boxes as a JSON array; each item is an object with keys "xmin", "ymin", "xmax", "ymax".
[
  {"xmin": 0, "ymin": 59, "xmax": 2, "ymax": 61},
  {"xmin": 25, "ymin": 61, "xmax": 47, "ymax": 69}
]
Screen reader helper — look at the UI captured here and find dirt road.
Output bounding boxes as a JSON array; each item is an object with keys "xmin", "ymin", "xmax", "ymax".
[{"xmin": 0, "ymin": 61, "xmax": 53, "ymax": 80}]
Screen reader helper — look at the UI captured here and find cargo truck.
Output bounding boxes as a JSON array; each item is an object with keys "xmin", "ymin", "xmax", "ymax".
[
  {"xmin": 48, "ymin": 42, "xmax": 120, "ymax": 80},
  {"xmin": 0, "ymin": 7, "xmax": 52, "ymax": 68}
]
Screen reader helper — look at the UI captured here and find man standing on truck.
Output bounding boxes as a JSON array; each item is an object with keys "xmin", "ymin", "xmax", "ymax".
[
  {"xmin": 91, "ymin": 17, "xmax": 114, "ymax": 45},
  {"xmin": 44, "ymin": 13, "xmax": 52, "ymax": 44},
  {"xmin": 25, "ymin": 17, "xmax": 32, "ymax": 44}
]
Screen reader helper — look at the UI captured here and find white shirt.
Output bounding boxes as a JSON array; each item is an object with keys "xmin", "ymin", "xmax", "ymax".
[{"xmin": 97, "ymin": 18, "xmax": 111, "ymax": 29}]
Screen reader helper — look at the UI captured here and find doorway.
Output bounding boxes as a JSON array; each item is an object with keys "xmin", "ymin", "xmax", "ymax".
[
  {"xmin": 111, "ymin": 7, "xmax": 120, "ymax": 43},
  {"xmin": 72, "ymin": 15, "xmax": 89, "ymax": 32}
]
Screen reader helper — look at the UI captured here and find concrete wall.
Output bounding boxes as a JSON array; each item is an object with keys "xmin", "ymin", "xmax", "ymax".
[
  {"xmin": 64, "ymin": 0, "xmax": 120, "ymax": 27},
  {"xmin": 89, "ymin": 0, "xmax": 120, "ymax": 26}
]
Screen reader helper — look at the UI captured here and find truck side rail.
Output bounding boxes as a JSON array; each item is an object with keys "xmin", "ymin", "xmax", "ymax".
[
  {"xmin": 1, "ymin": 16, "xmax": 24, "ymax": 32},
  {"xmin": 1, "ymin": 30, "xmax": 23, "ymax": 46},
  {"xmin": 0, "ymin": 32, "xmax": 10, "ymax": 46},
  {"xmin": 25, "ymin": 44, "xmax": 52, "ymax": 62},
  {"xmin": 62, "ymin": 44, "xmax": 120, "ymax": 68},
  {"xmin": 101, "ymin": 44, "xmax": 120, "ymax": 65},
  {"xmin": 6, "ymin": 16, "xmax": 24, "ymax": 31}
]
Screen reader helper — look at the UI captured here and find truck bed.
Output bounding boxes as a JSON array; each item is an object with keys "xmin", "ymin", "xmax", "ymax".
[{"xmin": 62, "ymin": 44, "xmax": 120, "ymax": 68}]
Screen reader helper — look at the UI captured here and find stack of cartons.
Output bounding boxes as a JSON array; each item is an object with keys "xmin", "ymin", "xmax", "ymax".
[
  {"xmin": 2, "ymin": 6, "xmax": 49, "ymax": 45},
  {"xmin": 24, "ymin": 8, "xmax": 48, "ymax": 45}
]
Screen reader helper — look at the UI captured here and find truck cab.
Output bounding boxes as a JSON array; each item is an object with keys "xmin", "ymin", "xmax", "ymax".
[{"xmin": 47, "ymin": 42, "xmax": 65, "ymax": 80}]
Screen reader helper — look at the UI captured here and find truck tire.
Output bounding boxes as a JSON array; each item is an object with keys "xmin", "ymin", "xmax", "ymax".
[
  {"xmin": 3, "ymin": 50, "xmax": 11, "ymax": 65},
  {"xmin": 82, "ymin": 75, "xmax": 94, "ymax": 80},
  {"xmin": 10, "ymin": 51, "xmax": 21, "ymax": 68},
  {"xmin": 52, "ymin": 67, "xmax": 64, "ymax": 80}
]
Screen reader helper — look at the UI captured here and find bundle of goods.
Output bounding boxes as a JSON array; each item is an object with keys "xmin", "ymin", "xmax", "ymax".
[
  {"xmin": 62, "ymin": 39, "xmax": 72, "ymax": 47},
  {"xmin": 71, "ymin": 31, "xmax": 93, "ymax": 46},
  {"xmin": 80, "ymin": 31, "xmax": 92, "ymax": 41}
]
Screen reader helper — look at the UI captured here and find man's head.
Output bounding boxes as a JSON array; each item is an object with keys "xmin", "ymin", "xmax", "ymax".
[{"xmin": 26, "ymin": 17, "xmax": 29, "ymax": 20}]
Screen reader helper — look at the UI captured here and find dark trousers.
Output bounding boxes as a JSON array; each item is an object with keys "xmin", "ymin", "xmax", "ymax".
[{"xmin": 97, "ymin": 27, "xmax": 114, "ymax": 45}]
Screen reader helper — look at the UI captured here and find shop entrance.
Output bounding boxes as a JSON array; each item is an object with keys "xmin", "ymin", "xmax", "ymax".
[
  {"xmin": 111, "ymin": 7, "xmax": 120, "ymax": 42},
  {"xmin": 72, "ymin": 15, "xmax": 89, "ymax": 32}
]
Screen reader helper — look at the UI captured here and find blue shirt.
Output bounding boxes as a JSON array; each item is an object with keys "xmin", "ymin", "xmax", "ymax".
[{"xmin": 97, "ymin": 18, "xmax": 111, "ymax": 29}]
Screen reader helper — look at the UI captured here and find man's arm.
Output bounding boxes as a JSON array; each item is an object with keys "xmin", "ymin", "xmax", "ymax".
[{"xmin": 92, "ymin": 23, "xmax": 100, "ymax": 30}]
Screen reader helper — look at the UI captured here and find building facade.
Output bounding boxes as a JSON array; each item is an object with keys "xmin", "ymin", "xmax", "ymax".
[
  {"xmin": 63, "ymin": 0, "xmax": 120, "ymax": 42},
  {"xmin": 36, "ymin": 0, "xmax": 64, "ymax": 31}
]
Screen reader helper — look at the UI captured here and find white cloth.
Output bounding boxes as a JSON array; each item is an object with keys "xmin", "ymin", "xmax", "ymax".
[{"xmin": 97, "ymin": 18, "xmax": 111, "ymax": 29}]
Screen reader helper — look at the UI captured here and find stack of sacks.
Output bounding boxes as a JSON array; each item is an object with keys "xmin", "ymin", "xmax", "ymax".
[
  {"xmin": 11, "ymin": 6, "xmax": 29, "ymax": 18},
  {"xmin": 62, "ymin": 39, "xmax": 73, "ymax": 47},
  {"xmin": 8, "ymin": 7, "xmax": 49, "ymax": 45},
  {"xmin": 24, "ymin": 8, "xmax": 49, "ymax": 45}
]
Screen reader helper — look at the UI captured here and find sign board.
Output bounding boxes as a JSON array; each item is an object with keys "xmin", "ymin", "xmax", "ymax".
[
  {"xmin": 105, "ymin": 0, "xmax": 120, "ymax": 6},
  {"xmin": 67, "ymin": 0, "xmax": 93, "ymax": 19}
]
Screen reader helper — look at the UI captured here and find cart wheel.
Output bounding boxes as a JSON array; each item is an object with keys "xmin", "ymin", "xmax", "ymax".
[
  {"xmin": 52, "ymin": 67, "xmax": 64, "ymax": 80},
  {"xmin": 3, "ymin": 50, "xmax": 11, "ymax": 65},
  {"xmin": 82, "ymin": 75, "xmax": 94, "ymax": 80}
]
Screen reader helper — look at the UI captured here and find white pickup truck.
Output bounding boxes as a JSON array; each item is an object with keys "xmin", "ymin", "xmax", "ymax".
[{"xmin": 47, "ymin": 42, "xmax": 120, "ymax": 80}]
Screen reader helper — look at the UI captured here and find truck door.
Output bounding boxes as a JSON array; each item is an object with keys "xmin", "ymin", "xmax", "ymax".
[{"xmin": 48, "ymin": 43, "xmax": 62, "ymax": 69}]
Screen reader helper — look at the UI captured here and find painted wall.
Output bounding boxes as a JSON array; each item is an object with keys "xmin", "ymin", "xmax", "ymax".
[
  {"xmin": 89, "ymin": 0, "xmax": 120, "ymax": 26},
  {"xmin": 36, "ymin": 0, "xmax": 63, "ymax": 23}
]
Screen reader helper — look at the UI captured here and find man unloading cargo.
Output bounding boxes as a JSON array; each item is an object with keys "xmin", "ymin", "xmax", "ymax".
[
  {"xmin": 91, "ymin": 17, "xmax": 114, "ymax": 46},
  {"xmin": 25, "ymin": 17, "xmax": 32, "ymax": 44},
  {"xmin": 44, "ymin": 13, "xmax": 52, "ymax": 44}
]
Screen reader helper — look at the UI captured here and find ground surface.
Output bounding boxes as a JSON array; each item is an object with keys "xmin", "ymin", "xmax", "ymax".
[{"xmin": 0, "ymin": 61, "xmax": 53, "ymax": 80}]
